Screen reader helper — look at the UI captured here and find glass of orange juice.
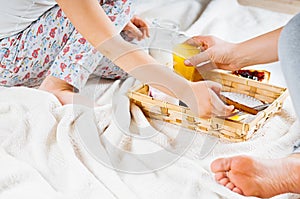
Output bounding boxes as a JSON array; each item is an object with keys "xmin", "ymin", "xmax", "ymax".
[{"xmin": 173, "ymin": 42, "xmax": 202, "ymax": 82}]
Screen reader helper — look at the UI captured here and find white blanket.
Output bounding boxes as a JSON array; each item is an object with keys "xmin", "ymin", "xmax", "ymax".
[
  {"xmin": 1, "ymin": 0, "xmax": 300, "ymax": 199},
  {"xmin": 0, "ymin": 75, "xmax": 299, "ymax": 199}
]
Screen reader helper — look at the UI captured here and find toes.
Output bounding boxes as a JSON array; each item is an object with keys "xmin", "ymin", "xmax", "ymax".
[
  {"xmin": 232, "ymin": 187, "xmax": 244, "ymax": 195},
  {"xmin": 211, "ymin": 157, "xmax": 247, "ymax": 196},
  {"xmin": 219, "ymin": 177, "xmax": 230, "ymax": 186},
  {"xmin": 214, "ymin": 171, "xmax": 244, "ymax": 196},
  {"xmin": 215, "ymin": 172, "xmax": 227, "ymax": 181},
  {"xmin": 225, "ymin": 182, "xmax": 235, "ymax": 190},
  {"xmin": 211, "ymin": 157, "xmax": 232, "ymax": 173},
  {"xmin": 219, "ymin": 177, "xmax": 236, "ymax": 191}
]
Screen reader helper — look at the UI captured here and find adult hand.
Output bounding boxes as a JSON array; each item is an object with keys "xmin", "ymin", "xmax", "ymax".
[
  {"xmin": 122, "ymin": 15, "xmax": 150, "ymax": 41},
  {"xmin": 184, "ymin": 36, "xmax": 242, "ymax": 71},
  {"xmin": 183, "ymin": 80, "xmax": 234, "ymax": 118}
]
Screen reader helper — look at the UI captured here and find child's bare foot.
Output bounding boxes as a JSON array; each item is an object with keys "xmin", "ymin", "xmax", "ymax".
[
  {"xmin": 210, "ymin": 154, "xmax": 300, "ymax": 198},
  {"xmin": 39, "ymin": 76, "xmax": 93, "ymax": 107}
]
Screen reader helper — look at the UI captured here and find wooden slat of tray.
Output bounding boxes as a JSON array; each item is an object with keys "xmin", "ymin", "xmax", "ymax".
[
  {"xmin": 238, "ymin": 0, "xmax": 300, "ymax": 14},
  {"xmin": 128, "ymin": 69, "xmax": 288, "ymax": 142}
]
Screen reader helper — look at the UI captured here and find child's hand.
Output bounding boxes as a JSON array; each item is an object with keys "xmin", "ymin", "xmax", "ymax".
[
  {"xmin": 122, "ymin": 16, "xmax": 150, "ymax": 41},
  {"xmin": 184, "ymin": 80, "xmax": 234, "ymax": 118}
]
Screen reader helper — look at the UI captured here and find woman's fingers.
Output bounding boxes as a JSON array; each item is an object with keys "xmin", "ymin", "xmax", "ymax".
[
  {"xmin": 185, "ymin": 36, "xmax": 211, "ymax": 47},
  {"xmin": 195, "ymin": 61, "xmax": 218, "ymax": 76},
  {"xmin": 184, "ymin": 50, "xmax": 211, "ymax": 66},
  {"xmin": 183, "ymin": 37, "xmax": 209, "ymax": 67}
]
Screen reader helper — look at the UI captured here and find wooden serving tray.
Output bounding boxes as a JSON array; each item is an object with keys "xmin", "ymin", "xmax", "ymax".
[{"xmin": 128, "ymin": 70, "xmax": 288, "ymax": 142}]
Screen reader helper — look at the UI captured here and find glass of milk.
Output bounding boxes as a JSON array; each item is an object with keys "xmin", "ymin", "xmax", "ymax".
[{"xmin": 148, "ymin": 19, "xmax": 180, "ymax": 69}]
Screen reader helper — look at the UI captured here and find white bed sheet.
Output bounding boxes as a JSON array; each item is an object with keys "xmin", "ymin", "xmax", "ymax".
[{"xmin": 0, "ymin": 1, "xmax": 299, "ymax": 199}]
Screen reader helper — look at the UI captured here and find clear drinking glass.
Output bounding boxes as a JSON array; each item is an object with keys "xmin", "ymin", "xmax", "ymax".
[{"xmin": 148, "ymin": 19, "xmax": 180, "ymax": 69}]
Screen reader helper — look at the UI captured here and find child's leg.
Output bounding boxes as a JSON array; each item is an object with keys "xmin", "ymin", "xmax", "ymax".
[
  {"xmin": 0, "ymin": 0, "xmax": 134, "ymax": 90},
  {"xmin": 0, "ymin": 6, "xmax": 76, "ymax": 87},
  {"xmin": 48, "ymin": 0, "xmax": 134, "ymax": 90},
  {"xmin": 91, "ymin": 56, "xmax": 129, "ymax": 80}
]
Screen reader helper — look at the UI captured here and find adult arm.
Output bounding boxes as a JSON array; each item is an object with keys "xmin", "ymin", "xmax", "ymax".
[{"xmin": 185, "ymin": 27, "xmax": 283, "ymax": 70}]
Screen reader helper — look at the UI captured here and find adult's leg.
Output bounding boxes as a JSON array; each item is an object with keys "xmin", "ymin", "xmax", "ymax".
[
  {"xmin": 280, "ymin": 11, "xmax": 300, "ymax": 154},
  {"xmin": 210, "ymin": 13, "xmax": 300, "ymax": 198}
]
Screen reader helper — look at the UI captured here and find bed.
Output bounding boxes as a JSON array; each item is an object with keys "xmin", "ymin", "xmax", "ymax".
[
  {"xmin": 238, "ymin": 0, "xmax": 300, "ymax": 14},
  {"xmin": 0, "ymin": 0, "xmax": 299, "ymax": 199}
]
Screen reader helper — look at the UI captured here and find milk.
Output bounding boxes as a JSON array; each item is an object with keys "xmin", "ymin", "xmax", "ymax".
[
  {"xmin": 148, "ymin": 19, "xmax": 179, "ymax": 69},
  {"xmin": 149, "ymin": 48, "xmax": 173, "ymax": 69}
]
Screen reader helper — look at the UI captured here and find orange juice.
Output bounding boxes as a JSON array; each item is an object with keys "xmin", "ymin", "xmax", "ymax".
[{"xmin": 173, "ymin": 43, "xmax": 202, "ymax": 81}]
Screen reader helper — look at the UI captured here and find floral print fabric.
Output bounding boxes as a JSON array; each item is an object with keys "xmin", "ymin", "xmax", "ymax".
[{"xmin": 0, "ymin": 0, "xmax": 133, "ymax": 90}]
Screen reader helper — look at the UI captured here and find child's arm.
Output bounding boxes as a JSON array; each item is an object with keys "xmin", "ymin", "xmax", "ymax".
[
  {"xmin": 55, "ymin": 0, "xmax": 153, "ymax": 73},
  {"xmin": 42, "ymin": 0, "xmax": 233, "ymax": 117}
]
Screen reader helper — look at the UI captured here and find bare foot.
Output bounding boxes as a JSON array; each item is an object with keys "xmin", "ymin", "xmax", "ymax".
[
  {"xmin": 39, "ymin": 76, "xmax": 94, "ymax": 107},
  {"xmin": 210, "ymin": 155, "xmax": 300, "ymax": 198}
]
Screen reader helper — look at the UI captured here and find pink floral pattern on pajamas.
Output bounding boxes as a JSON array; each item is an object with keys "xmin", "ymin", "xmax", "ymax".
[{"xmin": 0, "ymin": 0, "xmax": 133, "ymax": 90}]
